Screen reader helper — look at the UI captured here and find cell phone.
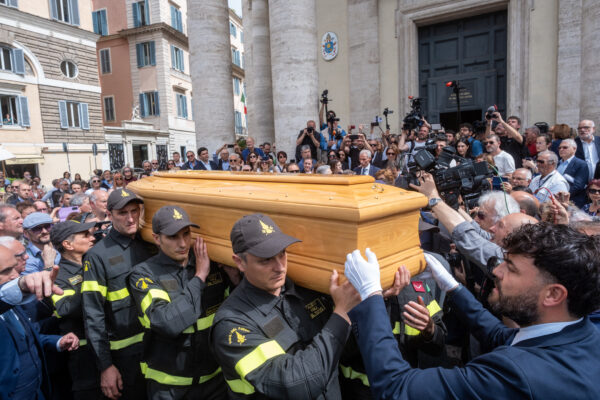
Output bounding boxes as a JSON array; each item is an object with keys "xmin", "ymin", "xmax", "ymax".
[
  {"xmin": 349, "ymin": 134, "xmax": 359, "ymax": 140},
  {"xmin": 58, "ymin": 206, "xmax": 80, "ymax": 221},
  {"xmin": 227, "ymin": 144, "xmax": 235, "ymax": 148},
  {"xmin": 492, "ymin": 176, "xmax": 508, "ymax": 190},
  {"xmin": 370, "ymin": 122, "xmax": 379, "ymax": 127},
  {"xmin": 350, "ymin": 125, "xmax": 356, "ymax": 130},
  {"xmin": 431, "ymin": 123, "xmax": 442, "ymax": 131}
]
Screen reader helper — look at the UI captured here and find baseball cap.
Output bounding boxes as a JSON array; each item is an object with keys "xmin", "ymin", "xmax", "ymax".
[
  {"xmin": 107, "ymin": 188, "xmax": 143, "ymax": 211},
  {"xmin": 23, "ymin": 212, "xmax": 54, "ymax": 230},
  {"xmin": 152, "ymin": 205, "xmax": 199, "ymax": 236},
  {"xmin": 230, "ymin": 214, "xmax": 300, "ymax": 258},
  {"xmin": 51, "ymin": 220, "xmax": 96, "ymax": 247}
]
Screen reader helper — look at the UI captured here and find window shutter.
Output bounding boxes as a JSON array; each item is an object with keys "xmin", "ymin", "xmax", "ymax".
[
  {"xmin": 100, "ymin": 10, "xmax": 108, "ymax": 35},
  {"xmin": 170, "ymin": 45, "xmax": 175, "ymax": 69},
  {"xmin": 177, "ymin": 10, "xmax": 182, "ymax": 32},
  {"xmin": 132, "ymin": 2, "xmax": 140, "ymax": 27},
  {"xmin": 139, "ymin": 93, "xmax": 146, "ymax": 117},
  {"xmin": 17, "ymin": 96, "xmax": 30, "ymax": 127},
  {"xmin": 154, "ymin": 91, "xmax": 159, "ymax": 115},
  {"xmin": 182, "ymin": 96, "xmax": 187, "ymax": 119},
  {"xmin": 8, "ymin": 0, "xmax": 18, "ymax": 7},
  {"xmin": 70, "ymin": 0, "xmax": 80, "ymax": 26},
  {"xmin": 58, "ymin": 101, "xmax": 68, "ymax": 129},
  {"xmin": 79, "ymin": 103, "xmax": 89, "ymax": 130},
  {"xmin": 143, "ymin": 0, "xmax": 150, "ymax": 25},
  {"xmin": 176, "ymin": 94, "xmax": 181, "ymax": 117},
  {"xmin": 136, "ymin": 43, "xmax": 143, "ymax": 67},
  {"xmin": 149, "ymin": 41, "xmax": 156, "ymax": 66},
  {"xmin": 49, "ymin": 0, "xmax": 58, "ymax": 20},
  {"xmin": 92, "ymin": 11, "xmax": 100, "ymax": 34},
  {"xmin": 179, "ymin": 50, "xmax": 184, "ymax": 72},
  {"xmin": 170, "ymin": 6, "xmax": 176, "ymax": 28},
  {"xmin": 13, "ymin": 49, "xmax": 25, "ymax": 75}
]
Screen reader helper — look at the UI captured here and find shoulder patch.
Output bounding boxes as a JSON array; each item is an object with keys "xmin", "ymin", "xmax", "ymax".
[
  {"xmin": 135, "ymin": 277, "xmax": 154, "ymax": 290},
  {"xmin": 83, "ymin": 261, "xmax": 91, "ymax": 272},
  {"xmin": 411, "ymin": 281, "xmax": 426, "ymax": 293},
  {"xmin": 228, "ymin": 327, "xmax": 250, "ymax": 345},
  {"xmin": 305, "ymin": 298, "xmax": 326, "ymax": 319},
  {"xmin": 206, "ymin": 272, "xmax": 223, "ymax": 286},
  {"xmin": 68, "ymin": 274, "xmax": 83, "ymax": 286},
  {"xmin": 109, "ymin": 255, "xmax": 124, "ymax": 266}
]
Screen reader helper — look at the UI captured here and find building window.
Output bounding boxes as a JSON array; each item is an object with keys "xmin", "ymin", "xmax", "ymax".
[
  {"xmin": 92, "ymin": 9, "xmax": 108, "ymax": 36},
  {"xmin": 132, "ymin": 0, "xmax": 149, "ymax": 27},
  {"xmin": 233, "ymin": 77, "xmax": 240, "ymax": 96},
  {"xmin": 50, "ymin": 0, "xmax": 80, "ymax": 26},
  {"xmin": 0, "ymin": 46, "xmax": 24, "ymax": 74},
  {"xmin": 139, "ymin": 91, "xmax": 159, "ymax": 117},
  {"xmin": 108, "ymin": 143, "xmax": 125, "ymax": 170},
  {"xmin": 0, "ymin": 95, "xmax": 29, "ymax": 127},
  {"xmin": 171, "ymin": 45, "xmax": 184, "ymax": 72},
  {"xmin": 230, "ymin": 22, "xmax": 237, "ymax": 38},
  {"xmin": 231, "ymin": 48, "xmax": 241, "ymax": 67},
  {"xmin": 103, "ymin": 96, "xmax": 115, "ymax": 121},
  {"xmin": 99, "ymin": 49, "xmax": 111, "ymax": 74},
  {"xmin": 136, "ymin": 41, "xmax": 156, "ymax": 67},
  {"xmin": 0, "ymin": 0, "xmax": 20, "ymax": 8},
  {"xmin": 58, "ymin": 100, "xmax": 89, "ymax": 130},
  {"xmin": 0, "ymin": 47, "xmax": 12, "ymax": 71},
  {"xmin": 170, "ymin": 5, "xmax": 183, "ymax": 32},
  {"xmin": 234, "ymin": 111, "xmax": 243, "ymax": 135},
  {"xmin": 60, "ymin": 60, "xmax": 78, "ymax": 78},
  {"xmin": 176, "ymin": 93, "xmax": 187, "ymax": 119}
]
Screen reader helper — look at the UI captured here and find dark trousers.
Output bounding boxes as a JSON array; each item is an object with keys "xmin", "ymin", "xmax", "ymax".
[
  {"xmin": 112, "ymin": 345, "xmax": 146, "ymax": 400},
  {"xmin": 146, "ymin": 373, "xmax": 226, "ymax": 400}
]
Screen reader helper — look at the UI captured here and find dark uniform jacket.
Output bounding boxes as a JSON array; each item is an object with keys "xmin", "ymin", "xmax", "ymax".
[
  {"xmin": 211, "ymin": 277, "xmax": 350, "ymax": 399},
  {"xmin": 129, "ymin": 252, "xmax": 229, "ymax": 388},
  {"xmin": 82, "ymin": 228, "xmax": 156, "ymax": 371},
  {"xmin": 348, "ymin": 285, "xmax": 600, "ymax": 400},
  {"xmin": 51, "ymin": 257, "xmax": 101, "ymax": 393}
]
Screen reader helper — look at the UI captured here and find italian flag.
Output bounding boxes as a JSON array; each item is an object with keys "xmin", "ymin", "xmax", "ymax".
[{"xmin": 241, "ymin": 93, "xmax": 247, "ymax": 114}]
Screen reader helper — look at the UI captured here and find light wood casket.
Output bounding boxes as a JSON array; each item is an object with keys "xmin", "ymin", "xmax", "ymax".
[{"xmin": 128, "ymin": 171, "xmax": 427, "ymax": 294}]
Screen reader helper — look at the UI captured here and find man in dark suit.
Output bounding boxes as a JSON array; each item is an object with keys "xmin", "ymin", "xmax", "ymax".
[
  {"xmin": 574, "ymin": 119, "xmax": 600, "ymax": 180},
  {"xmin": 181, "ymin": 150, "xmax": 202, "ymax": 170},
  {"xmin": 343, "ymin": 223, "xmax": 600, "ymax": 399},
  {"xmin": 353, "ymin": 149, "xmax": 381, "ymax": 177},
  {"xmin": 558, "ymin": 138, "xmax": 589, "ymax": 207},
  {"xmin": 197, "ymin": 147, "xmax": 219, "ymax": 171}
]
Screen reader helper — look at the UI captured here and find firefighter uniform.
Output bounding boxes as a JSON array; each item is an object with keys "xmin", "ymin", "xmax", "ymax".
[
  {"xmin": 130, "ymin": 254, "xmax": 229, "ymax": 399},
  {"xmin": 82, "ymin": 189, "xmax": 155, "ymax": 400},
  {"xmin": 339, "ymin": 274, "xmax": 446, "ymax": 400}
]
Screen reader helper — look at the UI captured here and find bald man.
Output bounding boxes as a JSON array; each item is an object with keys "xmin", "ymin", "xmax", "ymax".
[{"xmin": 510, "ymin": 190, "xmax": 540, "ymax": 218}]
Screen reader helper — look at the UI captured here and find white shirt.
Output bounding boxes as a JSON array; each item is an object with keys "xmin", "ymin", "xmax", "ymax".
[
  {"xmin": 493, "ymin": 150, "xmax": 516, "ymax": 176},
  {"xmin": 529, "ymin": 170, "xmax": 570, "ymax": 203},
  {"xmin": 511, "ymin": 318, "xmax": 583, "ymax": 346},
  {"xmin": 200, "ymin": 160, "xmax": 213, "ymax": 171},
  {"xmin": 582, "ymin": 139, "xmax": 599, "ymax": 180}
]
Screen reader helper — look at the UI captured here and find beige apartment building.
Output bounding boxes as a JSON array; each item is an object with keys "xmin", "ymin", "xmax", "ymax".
[
  {"xmin": 93, "ymin": 0, "xmax": 245, "ymax": 170},
  {"xmin": 0, "ymin": 0, "xmax": 104, "ymax": 186}
]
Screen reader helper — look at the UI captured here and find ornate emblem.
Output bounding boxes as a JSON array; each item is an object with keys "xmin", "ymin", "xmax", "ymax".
[
  {"xmin": 259, "ymin": 220, "xmax": 274, "ymax": 235},
  {"xmin": 321, "ymin": 32, "xmax": 338, "ymax": 61},
  {"xmin": 173, "ymin": 209, "xmax": 183, "ymax": 220}
]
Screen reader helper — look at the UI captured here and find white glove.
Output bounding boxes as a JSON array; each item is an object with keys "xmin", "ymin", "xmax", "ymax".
[
  {"xmin": 344, "ymin": 248, "xmax": 383, "ymax": 300},
  {"xmin": 421, "ymin": 253, "xmax": 459, "ymax": 292}
]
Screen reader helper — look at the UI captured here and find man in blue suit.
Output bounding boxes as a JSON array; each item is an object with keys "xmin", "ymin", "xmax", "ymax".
[
  {"xmin": 0, "ymin": 247, "xmax": 79, "ymax": 400},
  {"xmin": 196, "ymin": 147, "xmax": 219, "ymax": 170},
  {"xmin": 558, "ymin": 138, "xmax": 589, "ymax": 207},
  {"xmin": 575, "ymin": 119, "xmax": 600, "ymax": 180},
  {"xmin": 353, "ymin": 149, "xmax": 381, "ymax": 177},
  {"xmin": 181, "ymin": 150, "xmax": 202, "ymax": 170},
  {"xmin": 343, "ymin": 223, "xmax": 600, "ymax": 400}
]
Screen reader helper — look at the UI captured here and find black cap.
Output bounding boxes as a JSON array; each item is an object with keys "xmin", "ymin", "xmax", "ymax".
[
  {"xmin": 152, "ymin": 205, "xmax": 199, "ymax": 235},
  {"xmin": 230, "ymin": 214, "xmax": 300, "ymax": 258},
  {"xmin": 51, "ymin": 220, "xmax": 96, "ymax": 247},
  {"xmin": 107, "ymin": 188, "xmax": 143, "ymax": 211}
]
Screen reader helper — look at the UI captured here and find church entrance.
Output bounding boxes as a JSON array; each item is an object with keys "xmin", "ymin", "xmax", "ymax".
[{"xmin": 418, "ymin": 10, "xmax": 507, "ymax": 131}]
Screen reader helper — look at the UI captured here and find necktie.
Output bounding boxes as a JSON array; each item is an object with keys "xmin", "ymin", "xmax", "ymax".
[
  {"xmin": 5, "ymin": 310, "xmax": 25, "ymax": 337},
  {"xmin": 362, "ymin": 168, "xmax": 367, "ymax": 175}
]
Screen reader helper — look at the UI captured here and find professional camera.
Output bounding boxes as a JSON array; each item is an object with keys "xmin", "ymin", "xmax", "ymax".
[
  {"xmin": 320, "ymin": 89, "xmax": 330, "ymax": 105},
  {"xmin": 93, "ymin": 221, "xmax": 112, "ymax": 242},
  {"xmin": 484, "ymin": 105, "xmax": 498, "ymax": 120},
  {"xmin": 402, "ymin": 97, "xmax": 425, "ymax": 131},
  {"xmin": 383, "ymin": 107, "xmax": 393, "ymax": 117},
  {"xmin": 307, "ymin": 126, "xmax": 314, "ymax": 134}
]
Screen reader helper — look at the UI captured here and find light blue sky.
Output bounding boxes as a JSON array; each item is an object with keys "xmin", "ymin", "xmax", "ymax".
[{"xmin": 229, "ymin": 0, "xmax": 242, "ymax": 17}]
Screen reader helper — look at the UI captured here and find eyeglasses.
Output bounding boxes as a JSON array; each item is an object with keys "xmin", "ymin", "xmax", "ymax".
[
  {"xmin": 151, "ymin": 162, "xmax": 159, "ymax": 165},
  {"xmin": 484, "ymin": 141, "xmax": 495, "ymax": 145},
  {"xmin": 15, "ymin": 250, "xmax": 27, "ymax": 259},
  {"xmin": 186, "ymin": 154, "xmax": 194, "ymax": 158},
  {"xmin": 288, "ymin": 169, "xmax": 300, "ymax": 173},
  {"xmin": 114, "ymin": 177, "xmax": 123, "ymax": 181},
  {"xmin": 92, "ymin": 180, "xmax": 100, "ymax": 183},
  {"xmin": 278, "ymin": 155, "xmax": 286, "ymax": 159},
  {"xmin": 31, "ymin": 223, "xmax": 53, "ymax": 233},
  {"xmin": 536, "ymin": 159, "xmax": 548, "ymax": 164},
  {"xmin": 578, "ymin": 126, "xmax": 593, "ymax": 130},
  {"xmin": 386, "ymin": 152, "xmax": 395, "ymax": 156},
  {"xmin": 36, "ymin": 207, "xmax": 49, "ymax": 212},
  {"xmin": 589, "ymin": 189, "xmax": 600, "ymax": 194},
  {"xmin": 328, "ymin": 154, "xmax": 337, "ymax": 158},
  {"xmin": 249, "ymin": 155, "xmax": 257, "ymax": 158},
  {"xmin": 558, "ymin": 146, "xmax": 570, "ymax": 149}
]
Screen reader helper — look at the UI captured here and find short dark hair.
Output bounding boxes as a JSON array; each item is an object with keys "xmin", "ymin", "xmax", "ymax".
[
  {"xmin": 507, "ymin": 115, "xmax": 521, "ymax": 125},
  {"xmin": 459, "ymin": 123, "xmax": 473, "ymax": 132},
  {"xmin": 503, "ymin": 223, "xmax": 600, "ymax": 317},
  {"xmin": 197, "ymin": 147, "xmax": 208, "ymax": 155}
]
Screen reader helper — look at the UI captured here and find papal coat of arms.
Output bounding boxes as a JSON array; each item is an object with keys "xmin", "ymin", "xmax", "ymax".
[{"xmin": 321, "ymin": 31, "xmax": 338, "ymax": 61}]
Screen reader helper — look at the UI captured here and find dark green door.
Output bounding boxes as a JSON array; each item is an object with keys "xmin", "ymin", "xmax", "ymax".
[{"xmin": 418, "ymin": 10, "xmax": 507, "ymax": 130}]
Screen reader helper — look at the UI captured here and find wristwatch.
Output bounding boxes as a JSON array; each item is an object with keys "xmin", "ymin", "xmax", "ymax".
[{"xmin": 428, "ymin": 197, "xmax": 442, "ymax": 208}]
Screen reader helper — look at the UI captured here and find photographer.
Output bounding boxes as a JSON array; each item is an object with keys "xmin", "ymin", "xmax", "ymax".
[
  {"xmin": 295, "ymin": 120, "xmax": 321, "ymax": 162},
  {"xmin": 486, "ymin": 112, "xmax": 529, "ymax": 169},
  {"xmin": 341, "ymin": 130, "xmax": 374, "ymax": 170},
  {"xmin": 319, "ymin": 102, "xmax": 346, "ymax": 153}
]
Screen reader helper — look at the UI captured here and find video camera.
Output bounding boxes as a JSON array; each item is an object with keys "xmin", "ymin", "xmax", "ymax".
[{"xmin": 402, "ymin": 97, "xmax": 425, "ymax": 131}]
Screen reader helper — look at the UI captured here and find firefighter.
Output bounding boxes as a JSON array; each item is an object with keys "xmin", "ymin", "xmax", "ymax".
[
  {"xmin": 129, "ymin": 205, "xmax": 230, "ymax": 399},
  {"xmin": 210, "ymin": 213, "xmax": 359, "ymax": 399},
  {"xmin": 82, "ymin": 188, "xmax": 156, "ymax": 399}
]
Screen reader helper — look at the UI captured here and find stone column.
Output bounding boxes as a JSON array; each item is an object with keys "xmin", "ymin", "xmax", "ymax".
[
  {"xmin": 188, "ymin": 0, "xmax": 235, "ymax": 153},
  {"xmin": 242, "ymin": 0, "xmax": 254, "ymax": 137},
  {"xmin": 556, "ymin": 0, "xmax": 583, "ymax": 126},
  {"xmin": 246, "ymin": 0, "xmax": 275, "ymax": 145},
  {"xmin": 580, "ymin": 0, "xmax": 600, "ymax": 124},
  {"xmin": 269, "ymin": 0, "xmax": 319, "ymax": 157},
  {"xmin": 347, "ymin": 0, "xmax": 380, "ymax": 127}
]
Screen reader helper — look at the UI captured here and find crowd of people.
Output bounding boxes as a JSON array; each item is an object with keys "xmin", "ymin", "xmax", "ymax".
[{"xmin": 0, "ymin": 108, "xmax": 599, "ymax": 400}]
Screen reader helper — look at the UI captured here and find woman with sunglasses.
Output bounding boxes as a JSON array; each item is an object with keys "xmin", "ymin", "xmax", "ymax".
[
  {"xmin": 382, "ymin": 145, "xmax": 402, "ymax": 170},
  {"xmin": 285, "ymin": 162, "xmax": 301, "ymax": 173},
  {"xmin": 582, "ymin": 179, "xmax": 600, "ymax": 217},
  {"xmin": 275, "ymin": 151, "xmax": 287, "ymax": 173},
  {"xmin": 112, "ymin": 172, "xmax": 125, "ymax": 189},
  {"xmin": 257, "ymin": 157, "xmax": 274, "ymax": 173},
  {"xmin": 246, "ymin": 153, "xmax": 260, "ymax": 171}
]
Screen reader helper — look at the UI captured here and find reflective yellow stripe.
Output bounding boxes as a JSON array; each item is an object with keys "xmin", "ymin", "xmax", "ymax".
[
  {"xmin": 51, "ymin": 289, "xmax": 75, "ymax": 306},
  {"xmin": 140, "ymin": 289, "xmax": 171, "ymax": 314},
  {"xmin": 226, "ymin": 378, "xmax": 255, "ymax": 395},
  {"xmin": 340, "ymin": 364, "xmax": 370, "ymax": 387},
  {"xmin": 109, "ymin": 332, "xmax": 144, "ymax": 350},
  {"xmin": 107, "ymin": 287, "xmax": 130, "ymax": 301},
  {"xmin": 52, "ymin": 310, "xmax": 61, "ymax": 319},
  {"xmin": 392, "ymin": 321, "xmax": 401, "ymax": 335},
  {"xmin": 81, "ymin": 281, "xmax": 107, "ymax": 297},
  {"xmin": 427, "ymin": 300, "xmax": 442, "ymax": 317},
  {"xmin": 182, "ymin": 313, "xmax": 216, "ymax": 334},
  {"xmin": 235, "ymin": 340, "xmax": 285, "ymax": 379},
  {"xmin": 79, "ymin": 339, "xmax": 87, "ymax": 346},
  {"xmin": 224, "ymin": 287, "xmax": 230, "ymax": 298},
  {"xmin": 404, "ymin": 325, "xmax": 420, "ymax": 336},
  {"xmin": 140, "ymin": 363, "xmax": 221, "ymax": 386}
]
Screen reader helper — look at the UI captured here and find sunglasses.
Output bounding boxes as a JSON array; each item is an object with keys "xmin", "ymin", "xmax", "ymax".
[
  {"xmin": 92, "ymin": 180, "xmax": 100, "ymax": 183},
  {"xmin": 328, "ymin": 154, "xmax": 337, "ymax": 158},
  {"xmin": 114, "ymin": 177, "xmax": 123, "ymax": 180},
  {"xmin": 31, "ymin": 223, "xmax": 53, "ymax": 233},
  {"xmin": 558, "ymin": 146, "xmax": 570, "ymax": 150},
  {"xmin": 288, "ymin": 169, "xmax": 300, "ymax": 173},
  {"xmin": 536, "ymin": 159, "xmax": 548, "ymax": 164},
  {"xmin": 484, "ymin": 141, "xmax": 495, "ymax": 145},
  {"xmin": 589, "ymin": 189, "xmax": 600, "ymax": 194},
  {"xmin": 152, "ymin": 162, "xmax": 159, "ymax": 165},
  {"xmin": 187, "ymin": 155, "xmax": 194, "ymax": 158},
  {"xmin": 249, "ymin": 155, "xmax": 257, "ymax": 158},
  {"xmin": 278, "ymin": 155, "xmax": 286, "ymax": 158},
  {"xmin": 386, "ymin": 152, "xmax": 395, "ymax": 156}
]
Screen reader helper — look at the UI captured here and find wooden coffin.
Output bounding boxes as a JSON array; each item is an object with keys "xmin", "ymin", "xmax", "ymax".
[{"xmin": 127, "ymin": 171, "xmax": 427, "ymax": 294}]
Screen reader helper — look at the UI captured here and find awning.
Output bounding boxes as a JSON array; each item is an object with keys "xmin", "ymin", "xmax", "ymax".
[{"xmin": 5, "ymin": 156, "xmax": 44, "ymax": 165}]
